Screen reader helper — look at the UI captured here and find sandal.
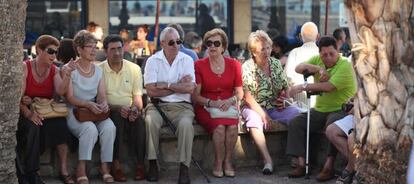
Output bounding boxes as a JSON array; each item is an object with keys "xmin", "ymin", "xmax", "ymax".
[
  {"xmin": 262, "ymin": 163, "xmax": 273, "ymax": 175},
  {"xmin": 76, "ymin": 176, "xmax": 89, "ymax": 184},
  {"xmin": 102, "ymin": 173, "xmax": 114, "ymax": 183},
  {"xmin": 336, "ymin": 169, "xmax": 355, "ymax": 184},
  {"xmin": 59, "ymin": 174, "xmax": 75, "ymax": 184}
]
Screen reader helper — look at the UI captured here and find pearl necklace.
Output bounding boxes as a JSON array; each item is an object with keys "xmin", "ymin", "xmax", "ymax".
[{"xmin": 76, "ymin": 62, "xmax": 92, "ymax": 74}]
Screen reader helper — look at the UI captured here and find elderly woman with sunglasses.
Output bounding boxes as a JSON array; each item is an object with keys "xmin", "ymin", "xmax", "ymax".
[
  {"xmin": 193, "ymin": 28, "xmax": 243, "ymax": 178},
  {"xmin": 18, "ymin": 35, "xmax": 74, "ymax": 184},
  {"xmin": 65, "ymin": 30, "xmax": 116, "ymax": 184},
  {"xmin": 241, "ymin": 30, "xmax": 300, "ymax": 175}
]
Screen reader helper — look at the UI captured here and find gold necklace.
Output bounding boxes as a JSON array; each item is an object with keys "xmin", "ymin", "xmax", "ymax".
[{"xmin": 33, "ymin": 60, "xmax": 49, "ymax": 78}]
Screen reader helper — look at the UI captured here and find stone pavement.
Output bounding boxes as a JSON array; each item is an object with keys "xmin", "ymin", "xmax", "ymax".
[{"xmin": 44, "ymin": 165, "xmax": 336, "ymax": 184}]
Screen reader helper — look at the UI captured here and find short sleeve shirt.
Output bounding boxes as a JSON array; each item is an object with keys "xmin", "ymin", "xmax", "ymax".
[
  {"xmin": 242, "ymin": 57, "xmax": 289, "ymax": 109},
  {"xmin": 144, "ymin": 50, "xmax": 195, "ymax": 102},
  {"xmin": 98, "ymin": 59, "xmax": 143, "ymax": 106},
  {"xmin": 306, "ymin": 55, "xmax": 357, "ymax": 112}
]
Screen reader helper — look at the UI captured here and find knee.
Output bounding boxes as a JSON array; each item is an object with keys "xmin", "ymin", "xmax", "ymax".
[
  {"xmin": 325, "ymin": 124, "xmax": 340, "ymax": 141},
  {"xmin": 81, "ymin": 123, "xmax": 98, "ymax": 140},
  {"xmin": 288, "ymin": 118, "xmax": 304, "ymax": 131},
  {"xmin": 177, "ymin": 119, "xmax": 193, "ymax": 131},
  {"xmin": 102, "ymin": 121, "xmax": 116, "ymax": 136},
  {"xmin": 213, "ymin": 125, "xmax": 225, "ymax": 135},
  {"xmin": 145, "ymin": 116, "xmax": 162, "ymax": 130}
]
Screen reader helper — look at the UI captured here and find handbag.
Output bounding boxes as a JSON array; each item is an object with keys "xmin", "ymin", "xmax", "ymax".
[
  {"xmin": 31, "ymin": 97, "xmax": 69, "ymax": 119},
  {"xmin": 205, "ymin": 106, "xmax": 239, "ymax": 119},
  {"xmin": 73, "ymin": 107, "xmax": 110, "ymax": 122}
]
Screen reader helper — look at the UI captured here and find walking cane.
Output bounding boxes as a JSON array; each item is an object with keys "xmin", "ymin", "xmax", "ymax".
[
  {"xmin": 302, "ymin": 70, "xmax": 320, "ymax": 179},
  {"xmin": 150, "ymin": 98, "xmax": 211, "ymax": 183}
]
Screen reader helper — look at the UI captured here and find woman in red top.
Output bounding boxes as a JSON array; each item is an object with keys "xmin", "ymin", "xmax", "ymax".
[
  {"xmin": 18, "ymin": 35, "xmax": 75, "ymax": 184},
  {"xmin": 193, "ymin": 28, "xmax": 243, "ymax": 178}
]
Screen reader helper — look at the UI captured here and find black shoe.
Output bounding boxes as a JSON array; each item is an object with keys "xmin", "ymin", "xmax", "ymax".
[
  {"xmin": 146, "ymin": 160, "xmax": 159, "ymax": 182},
  {"xmin": 25, "ymin": 172, "xmax": 45, "ymax": 184},
  {"xmin": 178, "ymin": 163, "xmax": 190, "ymax": 184}
]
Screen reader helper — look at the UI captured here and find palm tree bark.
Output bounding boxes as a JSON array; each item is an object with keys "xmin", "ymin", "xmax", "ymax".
[
  {"xmin": 345, "ymin": 0, "xmax": 413, "ymax": 183},
  {"xmin": 0, "ymin": 1, "xmax": 27, "ymax": 183}
]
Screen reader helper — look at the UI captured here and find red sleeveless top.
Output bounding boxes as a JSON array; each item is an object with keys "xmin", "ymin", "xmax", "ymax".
[{"xmin": 24, "ymin": 60, "xmax": 56, "ymax": 99}]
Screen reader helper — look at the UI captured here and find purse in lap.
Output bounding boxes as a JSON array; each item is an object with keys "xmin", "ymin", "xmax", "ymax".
[
  {"xmin": 31, "ymin": 97, "xmax": 69, "ymax": 119},
  {"xmin": 204, "ymin": 106, "xmax": 239, "ymax": 119},
  {"xmin": 73, "ymin": 107, "xmax": 110, "ymax": 122}
]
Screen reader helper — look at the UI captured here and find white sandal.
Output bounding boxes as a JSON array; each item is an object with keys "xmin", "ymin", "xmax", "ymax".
[{"xmin": 262, "ymin": 163, "xmax": 273, "ymax": 175}]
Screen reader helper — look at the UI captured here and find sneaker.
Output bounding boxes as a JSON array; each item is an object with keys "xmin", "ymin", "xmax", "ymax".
[{"xmin": 262, "ymin": 163, "xmax": 273, "ymax": 175}]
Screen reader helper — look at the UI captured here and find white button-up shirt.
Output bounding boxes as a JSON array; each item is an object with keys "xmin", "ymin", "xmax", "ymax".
[{"xmin": 144, "ymin": 50, "xmax": 195, "ymax": 103}]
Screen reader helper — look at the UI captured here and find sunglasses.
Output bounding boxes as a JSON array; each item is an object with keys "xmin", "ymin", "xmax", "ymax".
[
  {"xmin": 206, "ymin": 40, "xmax": 221, "ymax": 47},
  {"xmin": 46, "ymin": 48, "xmax": 58, "ymax": 55},
  {"xmin": 167, "ymin": 39, "xmax": 182, "ymax": 46}
]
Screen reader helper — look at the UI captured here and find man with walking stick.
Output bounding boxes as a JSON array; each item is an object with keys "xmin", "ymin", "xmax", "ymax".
[
  {"xmin": 144, "ymin": 27, "xmax": 196, "ymax": 184},
  {"xmin": 286, "ymin": 36, "xmax": 356, "ymax": 181}
]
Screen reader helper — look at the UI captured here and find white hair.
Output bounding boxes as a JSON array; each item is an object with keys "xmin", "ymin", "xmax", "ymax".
[
  {"xmin": 160, "ymin": 27, "xmax": 180, "ymax": 41},
  {"xmin": 301, "ymin": 22, "xmax": 318, "ymax": 43}
]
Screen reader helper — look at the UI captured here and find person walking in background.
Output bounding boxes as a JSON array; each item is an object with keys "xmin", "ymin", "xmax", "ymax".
[
  {"xmin": 184, "ymin": 31, "xmax": 203, "ymax": 58},
  {"xmin": 197, "ymin": 3, "xmax": 216, "ymax": 38},
  {"xmin": 241, "ymin": 30, "xmax": 299, "ymax": 175},
  {"xmin": 193, "ymin": 28, "xmax": 243, "ymax": 178},
  {"xmin": 98, "ymin": 35, "xmax": 146, "ymax": 182},
  {"xmin": 65, "ymin": 30, "xmax": 116, "ymax": 184},
  {"xmin": 144, "ymin": 27, "xmax": 195, "ymax": 184}
]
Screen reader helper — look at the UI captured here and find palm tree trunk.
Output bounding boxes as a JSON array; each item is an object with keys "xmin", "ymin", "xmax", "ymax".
[
  {"xmin": 345, "ymin": 0, "xmax": 414, "ymax": 183},
  {"xmin": 0, "ymin": 0, "xmax": 27, "ymax": 183}
]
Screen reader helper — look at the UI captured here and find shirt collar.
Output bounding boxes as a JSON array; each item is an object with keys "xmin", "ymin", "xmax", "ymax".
[{"xmin": 103, "ymin": 59, "xmax": 125, "ymax": 74}]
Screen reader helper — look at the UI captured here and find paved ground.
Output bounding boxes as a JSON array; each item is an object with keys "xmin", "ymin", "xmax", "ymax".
[{"xmin": 44, "ymin": 165, "xmax": 336, "ymax": 184}]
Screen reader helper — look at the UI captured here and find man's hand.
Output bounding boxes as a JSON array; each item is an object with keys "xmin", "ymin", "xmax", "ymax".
[
  {"xmin": 21, "ymin": 96, "xmax": 32, "ymax": 106},
  {"xmin": 288, "ymin": 85, "xmax": 303, "ymax": 98},
  {"xmin": 128, "ymin": 106, "xmax": 141, "ymax": 122},
  {"xmin": 120, "ymin": 106, "xmax": 130, "ymax": 119},
  {"xmin": 179, "ymin": 75, "xmax": 193, "ymax": 83},
  {"xmin": 319, "ymin": 68, "xmax": 330, "ymax": 82}
]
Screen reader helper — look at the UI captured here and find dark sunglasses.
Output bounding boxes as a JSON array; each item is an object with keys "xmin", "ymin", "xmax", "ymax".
[
  {"xmin": 46, "ymin": 48, "xmax": 58, "ymax": 55},
  {"xmin": 206, "ymin": 40, "xmax": 221, "ymax": 47},
  {"xmin": 168, "ymin": 39, "xmax": 182, "ymax": 46}
]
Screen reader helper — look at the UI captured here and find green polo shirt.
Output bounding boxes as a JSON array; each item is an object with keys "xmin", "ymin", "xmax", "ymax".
[{"xmin": 306, "ymin": 55, "xmax": 356, "ymax": 112}]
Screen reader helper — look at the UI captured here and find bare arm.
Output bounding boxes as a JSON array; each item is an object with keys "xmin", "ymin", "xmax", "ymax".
[
  {"xmin": 295, "ymin": 63, "xmax": 322, "ymax": 74},
  {"xmin": 145, "ymin": 83, "xmax": 174, "ymax": 97}
]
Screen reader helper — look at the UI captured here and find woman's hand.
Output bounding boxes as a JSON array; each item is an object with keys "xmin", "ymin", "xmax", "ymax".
[
  {"xmin": 261, "ymin": 114, "xmax": 272, "ymax": 131},
  {"xmin": 98, "ymin": 102, "xmax": 109, "ymax": 113},
  {"xmin": 21, "ymin": 96, "xmax": 32, "ymax": 106},
  {"xmin": 86, "ymin": 101, "xmax": 103, "ymax": 114},
  {"xmin": 29, "ymin": 112, "xmax": 43, "ymax": 126}
]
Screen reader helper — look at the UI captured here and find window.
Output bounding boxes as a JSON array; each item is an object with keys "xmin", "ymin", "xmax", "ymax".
[
  {"xmin": 251, "ymin": 0, "xmax": 344, "ymax": 39},
  {"xmin": 25, "ymin": 0, "xmax": 85, "ymax": 46},
  {"xmin": 108, "ymin": 0, "xmax": 229, "ymax": 41}
]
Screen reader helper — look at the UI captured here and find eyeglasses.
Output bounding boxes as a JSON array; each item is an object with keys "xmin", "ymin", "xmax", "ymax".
[
  {"xmin": 206, "ymin": 40, "xmax": 221, "ymax": 47},
  {"xmin": 83, "ymin": 45, "xmax": 98, "ymax": 50},
  {"xmin": 46, "ymin": 48, "xmax": 58, "ymax": 55},
  {"xmin": 167, "ymin": 39, "xmax": 182, "ymax": 46}
]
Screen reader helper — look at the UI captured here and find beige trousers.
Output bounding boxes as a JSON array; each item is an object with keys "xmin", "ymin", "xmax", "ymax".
[{"xmin": 145, "ymin": 102, "xmax": 194, "ymax": 167}]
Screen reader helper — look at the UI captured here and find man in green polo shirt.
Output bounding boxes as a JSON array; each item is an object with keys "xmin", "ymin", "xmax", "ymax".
[
  {"xmin": 98, "ymin": 35, "xmax": 146, "ymax": 182},
  {"xmin": 286, "ymin": 36, "xmax": 356, "ymax": 181}
]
